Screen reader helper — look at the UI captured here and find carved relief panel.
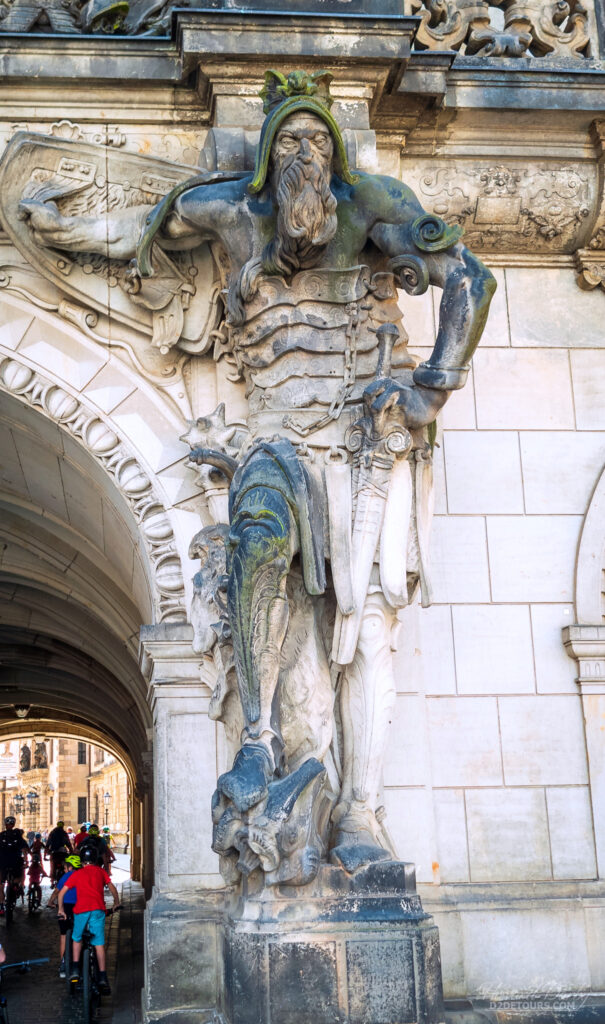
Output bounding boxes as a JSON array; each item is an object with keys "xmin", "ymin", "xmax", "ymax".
[{"xmin": 403, "ymin": 160, "xmax": 596, "ymax": 254}]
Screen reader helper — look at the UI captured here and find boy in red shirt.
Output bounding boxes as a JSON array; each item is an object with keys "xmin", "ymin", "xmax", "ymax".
[{"xmin": 57, "ymin": 845, "xmax": 120, "ymax": 994}]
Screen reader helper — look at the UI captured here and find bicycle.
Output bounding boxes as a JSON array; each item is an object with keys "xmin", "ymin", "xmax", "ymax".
[
  {"xmin": 70, "ymin": 907, "xmax": 120, "ymax": 1022},
  {"xmin": 3, "ymin": 871, "xmax": 23, "ymax": 927},
  {"xmin": 26, "ymin": 881, "xmax": 42, "ymax": 914},
  {"xmin": 0, "ymin": 958, "xmax": 48, "ymax": 1023},
  {"xmin": 49, "ymin": 851, "xmax": 66, "ymax": 890}
]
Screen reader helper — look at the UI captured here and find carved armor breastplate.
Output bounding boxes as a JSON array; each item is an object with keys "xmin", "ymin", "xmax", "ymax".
[{"xmin": 230, "ymin": 265, "xmax": 414, "ymax": 440}]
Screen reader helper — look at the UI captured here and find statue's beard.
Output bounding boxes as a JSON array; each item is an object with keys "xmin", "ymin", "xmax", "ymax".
[
  {"xmin": 229, "ymin": 153, "xmax": 337, "ymax": 325},
  {"xmin": 266, "ymin": 154, "xmax": 338, "ymax": 274}
]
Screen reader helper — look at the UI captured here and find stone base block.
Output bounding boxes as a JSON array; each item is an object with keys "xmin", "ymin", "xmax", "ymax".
[
  {"xmin": 143, "ymin": 864, "xmax": 445, "ymax": 1024},
  {"xmin": 222, "ymin": 862, "xmax": 445, "ymax": 1024}
]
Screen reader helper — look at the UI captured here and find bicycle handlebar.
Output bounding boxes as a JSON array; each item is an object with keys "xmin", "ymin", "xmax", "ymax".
[{"xmin": 0, "ymin": 958, "xmax": 49, "ymax": 972}]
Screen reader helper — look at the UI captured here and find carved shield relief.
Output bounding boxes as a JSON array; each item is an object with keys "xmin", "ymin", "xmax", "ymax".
[{"xmin": 0, "ymin": 132, "xmax": 221, "ymax": 353}]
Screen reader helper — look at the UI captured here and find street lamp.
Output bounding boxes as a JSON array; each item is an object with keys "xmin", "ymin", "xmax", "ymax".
[
  {"xmin": 103, "ymin": 791, "xmax": 111, "ymax": 827},
  {"xmin": 13, "ymin": 793, "xmax": 24, "ymax": 816},
  {"xmin": 26, "ymin": 791, "xmax": 39, "ymax": 814}
]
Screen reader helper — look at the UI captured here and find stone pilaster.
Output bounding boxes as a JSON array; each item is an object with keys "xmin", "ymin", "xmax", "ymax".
[
  {"xmin": 563, "ymin": 624, "xmax": 605, "ymax": 878},
  {"xmin": 139, "ymin": 623, "xmax": 221, "ymax": 893}
]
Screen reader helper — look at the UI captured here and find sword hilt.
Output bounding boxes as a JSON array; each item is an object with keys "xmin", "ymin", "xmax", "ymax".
[{"xmin": 376, "ymin": 322, "xmax": 399, "ymax": 379}]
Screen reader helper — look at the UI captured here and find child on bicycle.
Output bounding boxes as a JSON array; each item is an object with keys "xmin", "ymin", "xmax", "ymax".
[
  {"xmin": 48, "ymin": 852, "xmax": 80, "ymax": 978},
  {"xmin": 27, "ymin": 855, "xmax": 46, "ymax": 903},
  {"xmin": 57, "ymin": 846, "xmax": 120, "ymax": 994}
]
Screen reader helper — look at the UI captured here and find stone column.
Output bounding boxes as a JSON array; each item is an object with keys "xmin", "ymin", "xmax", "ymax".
[
  {"xmin": 563, "ymin": 625, "xmax": 605, "ymax": 878},
  {"xmin": 139, "ymin": 622, "xmax": 221, "ymax": 892},
  {"xmin": 139, "ymin": 623, "xmax": 225, "ymax": 1023}
]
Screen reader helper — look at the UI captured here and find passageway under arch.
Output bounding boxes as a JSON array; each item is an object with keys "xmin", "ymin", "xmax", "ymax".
[{"xmin": 0, "ymin": 387, "xmax": 158, "ymax": 890}]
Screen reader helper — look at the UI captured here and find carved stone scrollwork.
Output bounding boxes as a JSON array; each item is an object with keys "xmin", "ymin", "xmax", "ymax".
[
  {"xmin": 575, "ymin": 121, "xmax": 605, "ymax": 292},
  {"xmin": 411, "ymin": 160, "xmax": 593, "ymax": 253},
  {"xmin": 0, "ymin": 354, "xmax": 187, "ymax": 622},
  {"xmin": 409, "ymin": 0, "xmax": 592, "ymax": 58}
]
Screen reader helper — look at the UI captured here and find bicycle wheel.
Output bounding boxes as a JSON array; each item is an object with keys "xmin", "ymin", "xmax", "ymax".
[{"xmin": 82, "ymin": 948, "xmax": 91, "ymax": 1024}]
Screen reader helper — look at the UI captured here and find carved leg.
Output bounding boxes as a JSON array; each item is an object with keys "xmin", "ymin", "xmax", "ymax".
[
  {"xmin": 216, "ymin": 483, "xmax": 299, "ymax": 813},
  {"xmin": 331, "ymin": 589, "xmax": 398, "ymax": 872}
]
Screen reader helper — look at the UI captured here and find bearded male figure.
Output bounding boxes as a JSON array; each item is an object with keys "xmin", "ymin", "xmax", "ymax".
[{"xmin": 19, "ymin": 69, "xmax": 496, "ymax": 881}]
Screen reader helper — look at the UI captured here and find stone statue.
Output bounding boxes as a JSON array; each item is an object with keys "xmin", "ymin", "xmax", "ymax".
[
  {"xmin": 33, "ymin": 742, "xmax": 48, "ymax": 769},
  {"xmin": 19, "ymin": 744, "xmax": 31, "ymax": 773},
  {"xmin": 5, "ymin": 68, "xmax": 495, "ymax": 884}
]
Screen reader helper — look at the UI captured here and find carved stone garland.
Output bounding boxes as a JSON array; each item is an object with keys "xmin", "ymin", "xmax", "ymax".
[{"xmin": 0, "ymin": 354, "xmax": 187, "ymax": 623}]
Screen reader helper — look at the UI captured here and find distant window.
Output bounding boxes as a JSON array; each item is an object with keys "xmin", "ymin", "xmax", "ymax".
[
  {"xmin": 77, "ymin": 796, "xmax": 87, "ymax": 823},
  {"xmin": 77, "ymin": 742, "xmax": 87, "ymax": 765}
]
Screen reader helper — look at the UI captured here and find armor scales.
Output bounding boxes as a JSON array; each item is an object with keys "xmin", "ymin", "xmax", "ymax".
[
  {"xmin": 230, "ymin": 265, "xmax": 416, "ymax": 444},
  {"xmin": 227, "ymin": 264, "xmax": 432, "ymax": 606}
]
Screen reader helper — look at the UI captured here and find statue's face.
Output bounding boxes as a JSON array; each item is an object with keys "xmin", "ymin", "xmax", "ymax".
[
  {"xmin": 264, "ymin": 111, "xmax": 338, "ymax": 270},
  {"xmin": 272, "ymin": 114, "xmax": 334, "ymax": 176}
]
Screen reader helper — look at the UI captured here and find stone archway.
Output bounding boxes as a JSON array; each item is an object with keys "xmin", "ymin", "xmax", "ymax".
[
  {"xmin": 575, "ymin": 462, "xmax": 605, "ymax": 625},
  {"xmin": 563, "ymin": 460, "xmax": 605, "ymax": 879},
  {"xmin": 0, "ymin": 341, "xmax": 194, "ymax": 891},
  {"xmin": 0, "ymin": 721, "xmax": 143, "ymax": 878}
]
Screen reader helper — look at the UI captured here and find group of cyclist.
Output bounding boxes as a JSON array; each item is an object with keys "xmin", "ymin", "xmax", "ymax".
[{"xmin": 0, "ymin": 816, "xmax": 120, "ymax": 992}]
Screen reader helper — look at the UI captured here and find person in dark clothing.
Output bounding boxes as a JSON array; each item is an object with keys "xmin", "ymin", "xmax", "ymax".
[
  {"xmin": 0, "ymin": 816, "xmax": 29, "ymax": 911},
  {"xmin": 45, "ymin": 820, "xmax": 73, "ymax": 886}
]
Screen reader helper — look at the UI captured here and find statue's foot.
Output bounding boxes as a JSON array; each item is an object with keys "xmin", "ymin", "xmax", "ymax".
[
  {"xmin": 216, "ymin": 743, "xmax": 273, "ymax": 813},
  {"xmin": 329, "ymin": 806, "xmax": 392, "ymax": 873},
  {"xmin": 329, "ymin": 833, "xmax": 391, "ymax": 874}
]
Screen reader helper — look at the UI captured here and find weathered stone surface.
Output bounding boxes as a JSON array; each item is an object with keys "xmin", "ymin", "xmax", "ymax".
[{"xmin": 222, "ymin": 863, "xmax": 444, "ymax": 1024}]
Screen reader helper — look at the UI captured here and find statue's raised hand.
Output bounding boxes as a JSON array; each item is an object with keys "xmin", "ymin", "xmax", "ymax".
[{"xmin": 18, "ymin": 199, "xmax": 67, "ymax": 246}]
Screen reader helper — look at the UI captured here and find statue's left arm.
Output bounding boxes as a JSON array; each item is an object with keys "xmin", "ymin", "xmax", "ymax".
[{"xmin": 366, "ymin": 175, "xmax": 497, "ymax": 429}]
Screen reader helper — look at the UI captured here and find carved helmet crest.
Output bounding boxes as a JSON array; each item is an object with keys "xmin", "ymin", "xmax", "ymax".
[{"xmin": 248, "ymin": 69, "xmax": 359, "ymax": 195}]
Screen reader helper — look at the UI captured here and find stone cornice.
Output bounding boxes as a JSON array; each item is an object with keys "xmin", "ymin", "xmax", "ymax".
[{"xmin": 562, "ymin": 625, "xmax": 605, "ymax": 695}]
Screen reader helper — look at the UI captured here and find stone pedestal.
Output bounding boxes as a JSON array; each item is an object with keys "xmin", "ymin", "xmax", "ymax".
[
  {"xmin": 222, "ymin": 862, "xmax": 444, "ymax": 1024},
  {"xmin": 143, "ymin": 862, "xmax": 445, "ymax": 1024}
]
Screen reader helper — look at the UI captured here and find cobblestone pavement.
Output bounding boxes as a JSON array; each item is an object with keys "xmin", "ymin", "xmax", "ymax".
[{"xmin": 0, "ymin": 877, "xmax": 144, "ymax": 1023}]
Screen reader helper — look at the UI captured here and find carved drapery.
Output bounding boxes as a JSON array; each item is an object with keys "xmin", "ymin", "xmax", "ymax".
[{"xmin": 408, "ymin": 0, "xmax": 593, "ymax": 57}]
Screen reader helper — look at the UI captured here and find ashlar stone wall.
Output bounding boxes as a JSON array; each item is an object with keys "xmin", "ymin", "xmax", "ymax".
[{"xmin": 385, "ymin": 266, "xmax": 605, "ymax": 997}]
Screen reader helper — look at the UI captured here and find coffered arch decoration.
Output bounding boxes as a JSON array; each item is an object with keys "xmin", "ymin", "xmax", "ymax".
[{"xmin": 0, "ymin": 298, "xmax": 188, "ymax": 625}]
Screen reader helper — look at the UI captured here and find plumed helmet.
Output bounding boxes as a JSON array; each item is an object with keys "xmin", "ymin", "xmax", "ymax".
[{"xmin": 248, "ymin": 69, "xmax": 358, "ymax": 195}]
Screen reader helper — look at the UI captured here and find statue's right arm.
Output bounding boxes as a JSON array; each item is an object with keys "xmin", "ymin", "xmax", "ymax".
[
  {"xmin": 20, "ymin": 190, "xmax": 220, "ymax": 258},
  {"xmin": 19, "ymin": 199, "xmax": 151, "ymax": 260}
]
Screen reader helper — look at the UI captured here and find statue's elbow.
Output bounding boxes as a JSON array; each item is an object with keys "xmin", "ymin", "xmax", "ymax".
[{"xmin": 483, "ymin": 265, "xmax": 497, "ymax": 299}]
